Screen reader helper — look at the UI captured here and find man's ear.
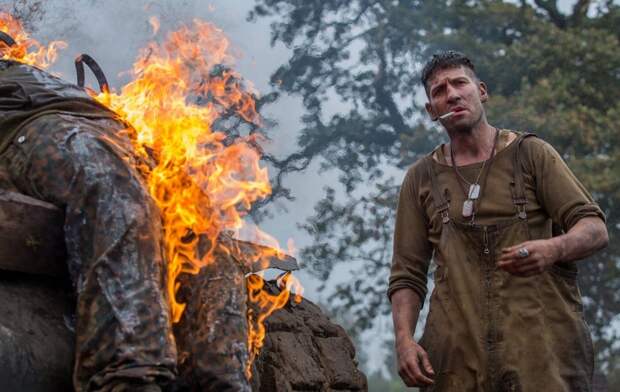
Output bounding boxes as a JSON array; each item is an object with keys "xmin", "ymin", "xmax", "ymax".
[
  {"xmin": 425, "ymin": 102, "xmax": 437, "ymax": 121},
  {"xmin": 479, "ymin": 81, "xmax": 489, "ymax": 103}
]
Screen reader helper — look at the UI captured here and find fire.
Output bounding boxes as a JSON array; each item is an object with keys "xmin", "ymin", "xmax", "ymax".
[
  {"xmin": 2, "ymin": 12, "xmax": 303, "ymax": 379},
  {"xmin": 247, "ymin": 272, "xmax": 303, "ymax": 376},
  {"xmin": 0, "ymin": 12, "xmax": 66, "ymax": 68},
  {"xmin": 96, "ymin": 19, "xmax": 269, "ymax": 319},
  {"xmin": 95, "ymin": 19, "xmax": 302, "ymax": 378}
]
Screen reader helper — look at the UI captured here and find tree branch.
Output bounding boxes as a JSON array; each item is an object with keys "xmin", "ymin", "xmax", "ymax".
[
  {"xmin": 532, "ymin": 0, "xmax": 567, "ymax": 28},
  {"xmin": 373, "ymin": 46, "xmax": 408, "ymax": 134},
  {"xmin": 569, "ymin": 0, "xmax": 592, "ymax": 27}
]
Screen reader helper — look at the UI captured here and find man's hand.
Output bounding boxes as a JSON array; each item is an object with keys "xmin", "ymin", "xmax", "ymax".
[
  {"xmin": 498, "ymin": 218, "xmax": 608, "ymax": 276},
  {"xmin": 497, "ymin": 239, "xmax": 560, "ymax": 276},
  {"xmin": 395, "ymin": 337, "xmax": 435, "ymax": 387}
]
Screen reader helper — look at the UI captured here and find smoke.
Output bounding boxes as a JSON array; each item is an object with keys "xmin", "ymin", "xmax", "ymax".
[{"xmin": 10, "ymin": 1, "xmax": 208, "ymax": 88}]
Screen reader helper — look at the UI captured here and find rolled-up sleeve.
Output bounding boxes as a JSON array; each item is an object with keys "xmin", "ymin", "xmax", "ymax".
[
  {"xmin": 528, "ymin": 138, "xmax": 606, "ymax": 231},
  {"xmin": 387, "ymin": 166, "xmax": 433, "ymax": 304}
]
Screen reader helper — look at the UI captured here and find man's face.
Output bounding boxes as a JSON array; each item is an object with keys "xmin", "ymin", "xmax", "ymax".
[{"xmin": 424, "ymin": 66, "xmax": 488, "ymax": 133}]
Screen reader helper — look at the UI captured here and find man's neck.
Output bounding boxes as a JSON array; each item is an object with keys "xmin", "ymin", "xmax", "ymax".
[{"xmin": 445, "ymin": 122, "xmax": 497, "ymax": 166}]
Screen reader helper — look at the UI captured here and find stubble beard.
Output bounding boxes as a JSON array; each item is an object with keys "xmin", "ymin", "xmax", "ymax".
[{"xmin": 447, "ymin": 108, "xmax": 484, "ymax": 135}]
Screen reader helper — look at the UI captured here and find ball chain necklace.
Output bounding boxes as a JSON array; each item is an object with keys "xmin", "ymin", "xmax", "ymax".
[{"xmin": 449, "ymin": 128, "xmax": 499, "ymax": 222}]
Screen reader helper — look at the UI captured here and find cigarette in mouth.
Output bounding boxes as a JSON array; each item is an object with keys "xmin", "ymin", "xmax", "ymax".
[{"xmin": 436, "ymin": 111, "xmax": 455, "ymax": 121}]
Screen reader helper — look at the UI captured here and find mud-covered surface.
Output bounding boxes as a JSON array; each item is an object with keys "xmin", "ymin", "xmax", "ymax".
[
  {"xmin": 174, "ymin": 247, "xmax": 251, "ymax": 392},
  {"xmin": 252, "ymin": 281, "xmax": 367, "ymax": 392},
  {"xmin": 0, "ymin": 270, "xmax": 367, "ymax": 392},
  {"xmin": 0, "ymin": 271, "xmax": 74, "ymax": 392}
]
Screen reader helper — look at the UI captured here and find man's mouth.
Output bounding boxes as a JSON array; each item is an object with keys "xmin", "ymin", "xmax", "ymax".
[
  {"xmin": 435, "ymin": 107, "xmax": 467, "ymax": 121},
  {"xmin": 438, "ymin": 111, "xmax": 455, "ymax": 120}
]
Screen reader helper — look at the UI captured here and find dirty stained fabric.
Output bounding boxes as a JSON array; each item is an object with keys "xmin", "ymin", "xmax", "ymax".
[
  {"xmin": 388, "ymin": 130, "xmax": 605, "ymax": 391},
  {"xmin": 0, "ymin": 61, "xmax": 179, "ymax": 391}
]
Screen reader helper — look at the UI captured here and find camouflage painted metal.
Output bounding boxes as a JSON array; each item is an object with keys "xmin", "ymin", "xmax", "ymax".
[
  {"xmin": 0, "ymin": 113, "xmax": 178, "ymax": 391},
  {"xmin": 0, "ymin": 60, "xmax": 177, "ymax": 391}
]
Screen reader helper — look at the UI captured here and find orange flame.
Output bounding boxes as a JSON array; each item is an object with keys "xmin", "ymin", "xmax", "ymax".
[
  {"xmin": 0, "ymin": 12, "xmax": 66, "ymax": 68},
  {"xmin": 98, "ymin": 20, "xmax": 269, "ymax": 318},
  {"xmin": 247, "ymin": 272, "xmax": 303, "ymax": 376},
  {"xmin": 94, "ymin": 19, "xmax": 302, "ymax": 377}
]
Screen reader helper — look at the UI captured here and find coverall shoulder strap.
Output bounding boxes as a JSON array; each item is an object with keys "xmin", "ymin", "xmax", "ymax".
[
  {"xmin": 425, "ymin": 155, "xmax": 450, "ymax": 224},
  {"xmin": 511, "ymin": 132, "xmax": 537, "ymax": 219}
]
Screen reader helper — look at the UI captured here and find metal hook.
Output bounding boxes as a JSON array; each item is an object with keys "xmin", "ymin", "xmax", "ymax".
[
  {"xmin": 0, "ymin": 31, "xmax": 16, "ymax": 47},
  {"xmin": 75, "ymin": 54, "xmax": 109, "ymax": 94}
]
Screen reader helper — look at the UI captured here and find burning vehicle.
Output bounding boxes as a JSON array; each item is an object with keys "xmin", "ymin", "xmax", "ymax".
[{"xmin": 0, "ymin": 13, "xmax": 366, "ymax": 392}]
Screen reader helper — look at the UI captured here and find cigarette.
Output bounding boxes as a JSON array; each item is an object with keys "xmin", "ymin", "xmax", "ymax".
[{"xmin": 437, "ymin": 111, "xmax": 455, "ymax": 120}]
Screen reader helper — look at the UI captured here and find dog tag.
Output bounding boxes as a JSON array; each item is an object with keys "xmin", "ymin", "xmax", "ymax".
[
  {"xmin": 468, "ymin": 184, "xmax": 480, "ymax": 200},
  {"xmin": 462, "ymin": 199, "xmax": 474, "ymax": 217}
]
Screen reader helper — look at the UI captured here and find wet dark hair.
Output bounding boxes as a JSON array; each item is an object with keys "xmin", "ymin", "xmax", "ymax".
[{"xmin": 420, "ymin": 50, "xmax": 477, "ymax": 94}]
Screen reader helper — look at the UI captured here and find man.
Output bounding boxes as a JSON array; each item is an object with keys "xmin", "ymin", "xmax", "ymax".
[{"xmin": 388, "ymin": 51, "xmax": 608, "ymax": 391}]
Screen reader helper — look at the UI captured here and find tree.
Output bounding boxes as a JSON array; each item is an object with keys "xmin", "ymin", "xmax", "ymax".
[{"xmin": 249, "ymin": 0, "xmax": 620, "ymax": 378}]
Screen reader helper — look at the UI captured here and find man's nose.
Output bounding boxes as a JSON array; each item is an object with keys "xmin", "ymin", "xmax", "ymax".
[{"xmin": 446, "ymin": 84, "xmax": 460, "ymax": 103}]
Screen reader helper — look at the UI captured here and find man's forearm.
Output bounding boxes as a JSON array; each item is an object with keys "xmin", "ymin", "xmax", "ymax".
[
  {"xmin": 391, "ymin": 288, "xmax": 423, "ymax": 342},
  {"xmin": 550, "ymin": 217, "xmax": 608, "ymax": 263}
]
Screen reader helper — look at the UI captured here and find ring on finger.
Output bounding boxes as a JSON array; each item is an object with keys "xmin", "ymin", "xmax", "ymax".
[{"xmin": 518, "ymin": 247, "xmax": 529, "ymax": 258}]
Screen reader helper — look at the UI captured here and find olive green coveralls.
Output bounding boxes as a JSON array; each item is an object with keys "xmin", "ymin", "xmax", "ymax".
[{"xmin": 389, "ymin": 132, "xmax": 603, "ymax": 392}]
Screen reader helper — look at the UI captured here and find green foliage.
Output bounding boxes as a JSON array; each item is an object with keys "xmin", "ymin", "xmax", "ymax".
[{"xmin": 251, "ymin": 0, "xmax": 620, "ymax": 377}]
